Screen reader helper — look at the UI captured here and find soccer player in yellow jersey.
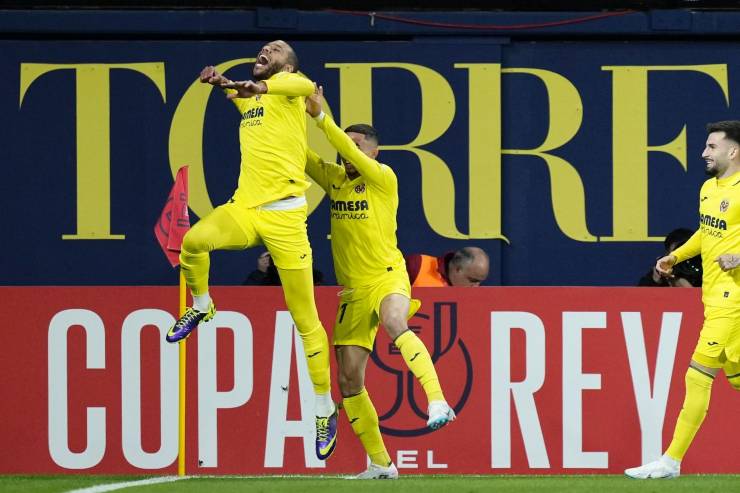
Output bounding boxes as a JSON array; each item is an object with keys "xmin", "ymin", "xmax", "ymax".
[
  {"xmin": 304, "ymin": 87, "xmax": 455, "ymax": 479},
  {"xmin": 626, "ymin": 121, "xmax": 740, "ymax": 479},
  {"xmin": 165, "ymin": 41, "xmax": 338, "ymax": 460}
]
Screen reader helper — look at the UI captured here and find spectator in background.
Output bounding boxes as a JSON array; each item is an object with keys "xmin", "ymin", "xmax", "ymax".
[
  {"xmin": 243, "ymin": 251, "xmax": 280, "ymax": 286},
  {"xmin": 637, "ymin": 228, "xmax": 702, "ymax": 287},
  {"xmin": 244, "ymin": 251, "xmax": 324, "ymax": 286},
  {"xmin": 406, "ymin": 247, "xmax": 490, "ymax": 287}
]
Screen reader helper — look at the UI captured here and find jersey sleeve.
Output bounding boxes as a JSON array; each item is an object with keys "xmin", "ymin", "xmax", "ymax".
[
  {"xmin": 672, "ymin": 230, "xmax": 702, "ymax": 263},
  {"xmin": 305, "ymin": 148, "xmax": 343, "ymax": 193},
  {"xmin": 315, "ymin": 113, "xmax": 394, "ymax": 191},
  {"xmin": 224, "ymin": 88, "xmax": 249, "ymax": 112},
  {"xmin": 264, "ymin": 72, "xmax": 314, "ymax": 97}
]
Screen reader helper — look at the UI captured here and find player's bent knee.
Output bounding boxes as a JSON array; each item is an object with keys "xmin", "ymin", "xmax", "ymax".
[
  {"xmin": 382, "ymin": 313, "xmax": 408, "ymax": 339},
  {"xmin": 181, "ymin": 226, "xmax": 214, "ymax": 254},
  {"xmin": 338, "ymin": 376, "xmax": 364, "ymax": 397},
  {"xmin": 338, "ymin": 367, "xmax": 364, "ymax": 396}
]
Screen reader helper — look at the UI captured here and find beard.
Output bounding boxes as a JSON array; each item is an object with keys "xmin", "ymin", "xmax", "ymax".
[
  {"xmin": 253, "ymin": 61, "xmax": 282, "ymax": 81},
  {"xmin": 705, "ymin": 161, "xmax": 722, "ymax": 177}
]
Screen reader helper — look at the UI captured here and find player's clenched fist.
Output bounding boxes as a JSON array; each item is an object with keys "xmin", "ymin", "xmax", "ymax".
[
  {"xmin": 199, "ymin": 66, "xmax": 229, "ymax": 85},
  {"xmin": 655, "ymin": 254, "xmax": 677, "ymax": 277}
]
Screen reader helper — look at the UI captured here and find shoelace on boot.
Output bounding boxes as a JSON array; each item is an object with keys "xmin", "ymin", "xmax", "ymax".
[
  {"xmin": 316, "ymin": 417, "xmax": 329, "ymax": 442},
  {"xmin": 176, "ymin": 308, "xmax": 201, "ymax": 328}
]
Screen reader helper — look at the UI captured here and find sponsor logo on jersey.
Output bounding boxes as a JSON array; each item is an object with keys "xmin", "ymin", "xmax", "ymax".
[
  {"xmin": 700, "ymin": 213, "xmax": 727, "ymax": 230},
  {"xmin": 242, "ymin": 106, "xmax": 264, "ymax": 119},
  {"xmin": 330, "ymin": 199, "xmax": 369, "ymax": 212}
]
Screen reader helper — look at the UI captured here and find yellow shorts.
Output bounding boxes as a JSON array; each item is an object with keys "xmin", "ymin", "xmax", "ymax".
[
  {"xmin": 219, "ymin": 199, "xmax": 312, "ymax": 270},
  {"xmin": 333, "ymin": 270, "xmax": 421, "ymax": 351},
  {"xmin": 692, "ymin": 305, "xmax": 740, "ymax": 368}
]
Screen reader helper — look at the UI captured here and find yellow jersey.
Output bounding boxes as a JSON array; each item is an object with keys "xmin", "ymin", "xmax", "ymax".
[
  {"xmin": 228, "ymin": 71, "xmax": 314, "ymax": 208},
  {"xmin": 306, "ymin": 114, "xmax": 406, "ymax": 288},
  {"xmin": 672, "ymin": 171, "xmax": 740, "ymax": 307}
]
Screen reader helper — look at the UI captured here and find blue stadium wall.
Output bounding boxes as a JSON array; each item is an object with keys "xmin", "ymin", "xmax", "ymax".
[{"xmin": 2, "ymin": 8, "xmax": 739, "ymax": 286}]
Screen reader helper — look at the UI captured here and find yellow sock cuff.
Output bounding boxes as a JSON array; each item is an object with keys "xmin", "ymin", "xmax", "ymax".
[
  {"xmin": 394, "ymin": 330, "xmax": 415, "ymax": 348},
  {"xmin": 687, "ymin": 365, "xmax": 715, "ymax": 385}
]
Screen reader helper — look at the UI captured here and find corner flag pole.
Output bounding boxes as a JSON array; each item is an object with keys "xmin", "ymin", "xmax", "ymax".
[
  {"xmin": 178, "ymin": 269, "xmax": 187, "ymax": 476},
  {"xmin": 154, "ymin": 165, "xmax": 190, "ymax": 476}
]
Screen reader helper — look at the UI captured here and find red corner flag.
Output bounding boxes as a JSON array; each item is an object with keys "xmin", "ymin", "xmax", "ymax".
[{"xmin": 154, "ymin": 166, "xmax": 190, "ymax": 267}]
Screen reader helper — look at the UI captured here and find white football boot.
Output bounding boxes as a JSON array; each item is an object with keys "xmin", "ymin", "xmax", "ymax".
[
  {"xmin": 625, "ymin": 455, "xmax": 680, "ymax": 479},
  {"xmin": 351, "ymin": 462, "xmax": 399, "ymax": 480}
]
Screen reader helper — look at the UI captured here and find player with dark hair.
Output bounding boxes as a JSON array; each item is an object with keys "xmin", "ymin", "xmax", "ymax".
[
  {"xmin": 165, "ymin": 40, "xmax": 338, "ymax": 461},
  {"xmin": 304, "ymin": 87, "xmax": 455, "ymax": 479},
  {"xmin": 626, "ymin": 120, "xmax": 740, "ymax": 478}
]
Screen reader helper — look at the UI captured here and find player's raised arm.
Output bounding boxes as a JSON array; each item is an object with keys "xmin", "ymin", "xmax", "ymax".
[
  {"xmin": 307, "ymin": 86, "xmax": 390, "ymax": 188},
  {"xmin": 305, "ymin": 148, "xmax": 342, "ymax": 194}
]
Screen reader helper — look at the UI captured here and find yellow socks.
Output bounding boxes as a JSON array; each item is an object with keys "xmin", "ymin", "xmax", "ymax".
[
  {"xmin": 343, "ymin": 389, "xmax": 391, "ymax": 466},
  {"xmin": 278, "ymin": 267, "xmax": 331, "ymax": 395},
  {"xmin": 665, "ymin": 366, "xmax": 714, "ymax": 460},
  {"xmin": 179, "ymin": 249, "xmax": 210, "ymax": 296},
  {"xmin": 299, "ymin": 325, "xmax": 331, "ymax": 395},
  {"xmin": 394, "ymin": 330, "xmax": 444, "ymax": 403}
]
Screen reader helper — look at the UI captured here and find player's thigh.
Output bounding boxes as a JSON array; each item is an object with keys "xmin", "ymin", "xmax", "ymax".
[
  {"xmin": 183, "ymin": 202, "xmax": 258, "ymax": 252},
  {"xmin": 258, "ymin": 206, "xmax": 313, "ymax": 270},
  {"xmin": 333, "ymin": 293, "xmax": 379, "ymax": 352},
  {"xmin": 692, "ymin": 306, "xmax": 739, "ymax": 368},
  {"xmin": 375, "ymin": 272, "xmax": 422, "ymax": 335}
]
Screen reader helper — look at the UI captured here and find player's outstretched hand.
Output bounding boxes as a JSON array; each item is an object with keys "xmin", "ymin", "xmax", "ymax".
[
  {"xmin": 306, "ymin": 84, "xmax": 324, "ymax": 118},
  {"xmin": 715, "ymin": 254, "xmax": 740, "ymax": 271},
  {"xmin": 200, "ymin": 66, "xmax": 229, "ymax": 85},
  {"xmin": 655, "ymin": 254, "xmax": 677, "ymax": 277},
  {"xmin": 221, "ymin": 80, "xmax": 267, "ymax": 99}
]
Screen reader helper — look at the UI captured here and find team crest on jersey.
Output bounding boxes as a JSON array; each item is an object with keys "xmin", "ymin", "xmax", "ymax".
[
  {"xmin": 720, "ymin": 199, "xmax": 730, "ymax": 213},
  {"xmin": 354, "ymin": 184, "xmax": 366, "ymax": 194}
]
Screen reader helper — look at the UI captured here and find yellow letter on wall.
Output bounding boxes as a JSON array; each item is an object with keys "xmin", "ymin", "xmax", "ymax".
[
  {"xmin": 19, "ymin": 63, "xmax": 167, "ymax": 240},
  {"xmin": 602, "ymin": 64, "xmax": 728, "ymax": 241},
  {"xmin": 456, "ymin": 63, "xmax": 507, "ymax": 241},
  {"xmin": 502, "ymin": 68, "xmax": 596, "ymax": 242},
  {"xmin": 326, "ymin": 63, "xmax": 470, "ymax": 238}
]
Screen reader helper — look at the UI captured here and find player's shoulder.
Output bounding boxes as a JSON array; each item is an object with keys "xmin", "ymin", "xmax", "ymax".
[
  {"xmin": 270, "ymin": 71, "xmax": 311, "ymax": 82},
  {"xmin": 376, "ymin": 162, "xmax": 399, "ymax": 183},
  {"xmin": 377, "ymin": 161, "xmax": 396, "ymax": 175}
]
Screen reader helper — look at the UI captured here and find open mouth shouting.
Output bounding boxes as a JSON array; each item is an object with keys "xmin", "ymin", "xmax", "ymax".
[{"xmin": 255, "ymin": 53, "xmax": 270, "ymax": 70}]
